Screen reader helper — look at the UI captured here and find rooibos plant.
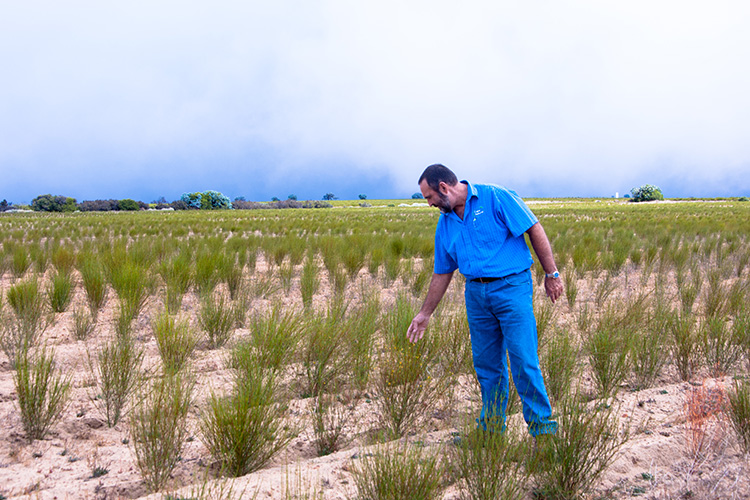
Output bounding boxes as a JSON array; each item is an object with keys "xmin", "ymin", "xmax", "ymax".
[
  {"xmin": 79, "ymin": 256, "xmax": 107, "ymax": 315},
  {"xmin": 158, "ymin": 254, "xmax": 192, "ymax": 313},
  {"xmin": 201, "ymin": 363, "xmax": 293, "ymax": 477},
  {"xmin": 198, "ymin": 293, "xmax": 235, "ymax": 349},
  {"xmin": 533, "ymin": 389, "xmax": 628, "ymax": 500},
  {"xmin": 47, "ymin": 270, "xmax": 74, "ymax": 313},
  {"xmin": 14, "ymin": 346, "xmax": 71, "ymax": 442},
  {"xmin": 726, "ymin": 379, "xmax": 750, "ymax": 453},
  {"xmin": 239, "ymin": 303, "xmax": 300, "ymax": 371},
  {"xmin": 585, "ymin": 324, "xmax": 630, "ymax": 398},
  {"xmin": 352, "ymin": 443, "xmax": 445, "ymax": 500},
  {"xmin": 72, "ymin": 306, "xmax": 95, "ymax": 341},
  {"xmin": 92, "ymin": 333, "xmax": 144, "ymax": 426},
  {"xmin": 130, "ymin": 373, "xmax": 194, "ymax": 492},
  {"xmin": 699, "ymin": 316, "xmax": 743, "ymax": 377},
  {"xmin": 669, "ymin": 311, "xmax": 698, "ymax": 381},
  {"xmin": 152, "ymin": 309, "xmax": 197, "ymax": 375},
  {"xmin": 1, "ymin": 278, "xmax": 49, "ymax": 362},
  {"xmin": 375, "ymin": 295, "xmax": 446, "ymax": 439},
  {"xmin": 300, "ymin": 252, "xmax": 320, "ymax": 310},
  {"xmin": 450, "ymin": 419, "xmax": 528, "ymax": 500},
  {"xmin": 542, "ymin": 328, "xmax": 578, "ymax": 402}
]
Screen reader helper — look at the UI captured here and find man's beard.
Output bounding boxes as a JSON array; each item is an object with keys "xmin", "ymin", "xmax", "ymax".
[{"xmin": 436, "ymin": 192, "xmax": 452, "ymax": 214}]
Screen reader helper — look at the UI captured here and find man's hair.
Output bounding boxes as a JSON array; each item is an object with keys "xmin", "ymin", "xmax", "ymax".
[{"xmin": 418, "ymin": 164, "xmax": 458, "ymax": 191}]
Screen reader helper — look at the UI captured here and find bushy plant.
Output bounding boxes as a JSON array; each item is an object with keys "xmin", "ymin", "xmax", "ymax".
[
  {"xmin": 1, "ymin": 278, "xmax": 49, "ymax": 362},
  {"xmin": 92, "ymin": 333, "xmax": 144, "ymax": 426},
  {"xmin": 118, "ymin": 199, "xmax": 140, "ymax": 211},
  {"xmin": 585, "ymin": 325, "xmax": 630, "ymax": 398},
  {"xmin": 31, "ymin": 194, "xmax": 77, "ymax": 212},
  {"xmin": 199, "ymin": 293, "xmax": 235, "ymax": 349},
  {"xmin": 450, "ymin": 420, "xmax": 528, "ymax": 500},
  {"xmin": 533, "ymin": 390, "xmax": 628, "ymax": 500},
  {"xmin": 152, "ymin": 310, "xmax": 197, "ymax": 374},
  {"xmin": 352, "ymin": 443, "xmax": 445, "ymax": 500},
  {"xmin": 726, "ymin": 379, "xmax": 750, "ymax": 453},
  {"xmin": 14, "ymin": 346, "xmax": 72, "ymax": 442},
  {"xmin": 629, "ymin": 184, "xmax": 664, "ymax": 202},
  {"xmin": 47, "ymin": 270, "xmax": 74, "ymax": 313},
  {"xmin": 201, "ymin": 364, "xmax": 293, "ymax": 477},
  {"xmin": 130, "ymin": 373, "xmax": 194, "ymax": 492}
]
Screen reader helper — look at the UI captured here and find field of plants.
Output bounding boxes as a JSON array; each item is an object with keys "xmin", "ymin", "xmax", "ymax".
[{"xmin": 1, "ymin": 199, "xmax": 749, "ymax": 499}]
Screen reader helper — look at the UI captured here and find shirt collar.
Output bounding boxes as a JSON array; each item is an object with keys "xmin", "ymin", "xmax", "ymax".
[{"xmin": 462, "ymin": 180, "xmax": 478, "ymax": 200}]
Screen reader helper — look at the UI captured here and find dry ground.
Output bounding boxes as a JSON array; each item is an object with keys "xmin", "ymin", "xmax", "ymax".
[{"xmin": 1, "ymin": 258, "xmax": 748, "ymax": 500}]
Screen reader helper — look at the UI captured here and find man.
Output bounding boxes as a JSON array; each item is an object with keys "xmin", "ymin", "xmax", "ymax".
[{"xmin": 407, "ymin": 164, "xmax": 561, "ymax": 438}]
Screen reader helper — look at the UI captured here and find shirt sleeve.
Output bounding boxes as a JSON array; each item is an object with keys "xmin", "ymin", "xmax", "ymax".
[
  {"xmin": 433, "ymin": 219, "xmax": 458, "ymax": 274},
  {"xmin": 493, "ymin": 186, "xmax": 538, "ymax": 237}
]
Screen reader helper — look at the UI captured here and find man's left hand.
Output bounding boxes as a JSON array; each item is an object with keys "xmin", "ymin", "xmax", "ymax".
[{"xmin": 544, "ymin": 276, "xmax": 563, "ymax": 304}]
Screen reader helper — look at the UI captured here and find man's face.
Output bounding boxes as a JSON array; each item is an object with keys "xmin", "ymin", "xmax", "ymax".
[{"xmin": 420, "ymin": 180, "xmax": 452, "ymax": 214}]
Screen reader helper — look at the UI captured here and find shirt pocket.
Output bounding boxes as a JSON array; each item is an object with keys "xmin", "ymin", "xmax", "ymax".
[{"xmin": 472, "ymin": 210, "xmax": 508, "ymax": 248}]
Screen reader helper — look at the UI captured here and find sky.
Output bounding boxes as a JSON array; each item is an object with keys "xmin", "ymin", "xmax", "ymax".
[{"xmin": 1, "ymin": 1, "xmax": 750, "ymax": 203}]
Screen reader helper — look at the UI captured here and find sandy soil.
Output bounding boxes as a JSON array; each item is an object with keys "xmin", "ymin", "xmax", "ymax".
[{"xmin": 1, "ymin": 260, "xmax": 748, "ymax": 500}]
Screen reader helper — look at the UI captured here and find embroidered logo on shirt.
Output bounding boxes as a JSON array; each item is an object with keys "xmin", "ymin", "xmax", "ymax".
[{"xmin": 474, "ymin": 208, "xmax": 484, "ymax": 216}]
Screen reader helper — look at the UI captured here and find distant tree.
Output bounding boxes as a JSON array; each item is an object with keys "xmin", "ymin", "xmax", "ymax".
[
  {"xmin": 153, "ymin": 196, "xmax": 168, "ymax": 204},
  {"xmin": 79, "ymin": 199, "xmax": 119, "ymax": 211},
  {"xmin": 288, "ymin": 194, "xmax": 297, "ymax": 200},
  {"xmin": 32, "ymin": 194, "xmax": 76, "ymax": 212},
  {"xmin": 322, "ymin": 193, "xmax": 336, "ymax": 200},
  {"xmin": 411, "ymin": 192, "xmax": 424, "ymax": 199},
  {"xmin": 234, "ymin": 196, "xmax": 246, "ymax": 202},
  {"xmin": 170, "ymin": 200, "xmax": 188, "ymax": 210},
  {"xmin": 201, "ymin": 190, "xmax": 232, "ymax": 210},
  {"xmin": 181, "ymin": 192, "xmax": 203, "ymax": 209},
  {"xmin": 271, "ymin": 196, "xmax": 280, "ymax": 202},
  {"xmin": 629, "ymin": 184, "xmax": 664, "ymax": 202},
  {"xmin": 119, "ymin": 199, "xmax": 140, "ymax": 211},
  {"xmin": 0, "ymin": 199, "xmax": 7, "ymax": 212},
  {"xmin": 358, "ymin": 194, "xmax": 367, "ymax": 200}
]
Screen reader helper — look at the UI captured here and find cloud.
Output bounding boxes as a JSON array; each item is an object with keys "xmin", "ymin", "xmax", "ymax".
[{"xmin": 1, "ymin": 1, "xmax": 749, "ymax": 202}]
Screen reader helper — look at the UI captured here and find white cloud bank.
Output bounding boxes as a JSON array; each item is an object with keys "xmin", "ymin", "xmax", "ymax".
[{"xmin": 1, "ymin": 1, "xmax": 749, "ymax": 201}]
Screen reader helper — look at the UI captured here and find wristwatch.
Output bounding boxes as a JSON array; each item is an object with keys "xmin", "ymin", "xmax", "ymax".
[{"xmin": 545, "ymin": 271, "xmax": 560, "ymax": 279}]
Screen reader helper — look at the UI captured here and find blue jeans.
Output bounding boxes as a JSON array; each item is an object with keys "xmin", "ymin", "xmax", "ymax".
[{"xmin": 464, "ymin": 269, "xmax": 557, "ymax": 436}]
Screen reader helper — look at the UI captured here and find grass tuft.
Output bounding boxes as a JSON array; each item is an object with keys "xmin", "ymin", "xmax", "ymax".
[
  {"xmin": 14, "ymin": 346, "xmax": 72, "ymax": 442},
  {"xmin": 130, "ymin": 372, "xmax": 194, "ymax": 492}
]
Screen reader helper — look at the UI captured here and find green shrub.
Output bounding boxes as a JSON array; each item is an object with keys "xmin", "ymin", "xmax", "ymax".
[
  {"xmin": 726, "ymin": 379, "xmax": 750, "ymax": 453},
  {"xmin": 201, "ymin": 364, "xmax": 293, "ymax": 477},
  {"xmin": 669, "ymin": 311, "xmax": 698, "ymax": 381},
  {"xmin": 199, "ymin": 293, "xmax": 235, "ymax": 349},
  {"xmin": 1, "ymin": 278, "xmax": 48, "ymax": 362},
  {"xmin": 352, "ymin": 443, "xmax": 445, "ymax": 500},
  {"xmin": 92, "ymin": 334, "xmax": 144, "ymax": 427},
  {"xmin": 629, "ymin": 184, "xmax": 664, "ymax": 202},
  {"xmin": 585, "ymin": 325, "xmax": 630, "ymax": 398},
  {"xmin": 699, "ymin": 316, "xmax": 743, "ymax": 377},
  {"xmin": 79, "ymin": 256, "xmax": 107, "ymax": 314},
  {"xmin": 533, "ymin": 390, "xmax": 628, "ymax": 500},
  {"xmin": 14, "ymin": 346, "xmax": 72, "ymax": 442},
  {"xmin": 130, "ymin": 373, "xmax": 193, "ymax": 492},
  {"xmin": 47, "ymin": 270, "xmax": 74, "ymax": 313},
  {"xmin": 72, "ymin": 306, "xmax": 95, "ymax": 341},
  {"xmin": 118, "ymin": 199, "xmax": 140, "ymax": 211},
  {"xmin": 152, "ymin": 310, "xmax": 197, "ymax": 374},
  {"xmin": 543, "ymin": 328, "xmax": 578, "ymax": 402},
  {"xmin": 450, "ymin": 421, "xmax": 528, "ymax": 500}
]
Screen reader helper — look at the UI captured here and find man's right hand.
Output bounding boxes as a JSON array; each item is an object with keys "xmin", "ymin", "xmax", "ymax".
[{"xmin": 407, "ymin": 312, "xmax": 430, "ymax": 343}]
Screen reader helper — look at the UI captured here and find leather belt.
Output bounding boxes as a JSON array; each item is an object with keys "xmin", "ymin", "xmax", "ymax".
[{"xmin": 471, "ymin": 277, "xmax": 502, "ymax": 283}]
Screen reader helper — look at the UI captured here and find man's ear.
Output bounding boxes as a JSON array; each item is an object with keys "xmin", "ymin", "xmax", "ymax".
[{"xmin": 438, "ymin": 182, "xmax": 449, "ymax": 194}]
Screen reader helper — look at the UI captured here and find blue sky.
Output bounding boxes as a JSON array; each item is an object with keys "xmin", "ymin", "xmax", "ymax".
[{"xmin": 2, "ymin": 1, "xmax": 749, "ymax": 203}]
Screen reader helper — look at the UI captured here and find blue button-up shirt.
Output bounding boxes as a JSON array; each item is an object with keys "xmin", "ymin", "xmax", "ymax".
[{"xmin": 433, "ymin": 181, "xmax": 538, "ymax": 280}]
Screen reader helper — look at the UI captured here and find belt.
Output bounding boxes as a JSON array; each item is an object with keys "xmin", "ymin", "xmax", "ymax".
[{"xmin": 471, "ymin": 277, "xmax": 502, "ymax": 283}]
